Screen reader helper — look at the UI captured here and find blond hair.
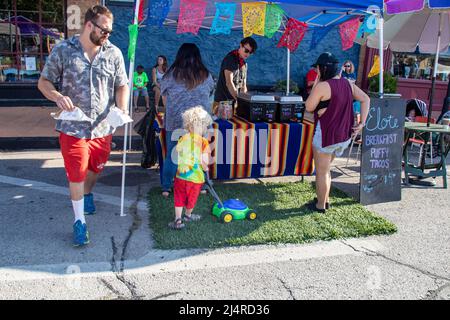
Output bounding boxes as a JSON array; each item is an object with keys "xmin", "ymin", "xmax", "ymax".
[
  {"xmin": 343, "ymin": 60, "xmax": 355, "ymax": 74},
  {"xmin": 182, "ymin": 106, "xmax": 212, "ymax": 136}
]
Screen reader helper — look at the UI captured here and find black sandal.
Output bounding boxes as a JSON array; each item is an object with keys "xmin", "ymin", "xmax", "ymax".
[
  {"xmin": 168, "ymin": 218, "xmax": 185, "ymax": 230},
  {"xmin": 314, "ymin": 197, "xmax": 330, "ymax": 209},
  {"xmin": 306, "ymin": 201, "xmax": 326, "ymax": 214}
]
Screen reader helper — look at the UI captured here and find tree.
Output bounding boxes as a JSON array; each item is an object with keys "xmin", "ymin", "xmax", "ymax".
[{"xmin": 0, "ymin": 0, "xmax": 64, "ymax": 23}]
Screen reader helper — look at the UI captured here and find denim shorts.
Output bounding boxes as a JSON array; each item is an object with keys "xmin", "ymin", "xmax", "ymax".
[
  {"xmin": 133, "ymin": 87, "xmax": 148, "ymax": 97},
  {"xmin": 313, "ymin": 121, "xmax": 351, "ymax": 157}
]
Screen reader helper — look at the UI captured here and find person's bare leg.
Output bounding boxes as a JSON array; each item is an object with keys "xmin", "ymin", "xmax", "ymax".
[
  {"xmin": 185, "ymin": 208, "xmax": 193, "ymax": 216},
  {"xmin": 313, "ymin": 148, "xmax": 332, "ymax": 210},
  {"xmin": 327, "ymin": 154, "xmax": 336, "ymax": 204},
  {"xmin": 154, "ymin": 87, "xmax": 161, "ymax": 109},
  {"xmin": 144, "ymin": 95, "xmax": 150, "ymax": 111},
  {"xmin": 175, "ymin": 207, "xmax": 183, "ymax": 221},
  {"xmin": 133, "ymin": 95, "xmax": 138, "ymax": 111},
  {"xmin": 84, "ymin": 170, "xmax": 99, "ymax": 195}
]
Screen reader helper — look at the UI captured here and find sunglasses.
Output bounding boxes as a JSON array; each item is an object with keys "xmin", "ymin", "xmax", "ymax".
[
  {"xmin": 243, "ymin": 46, "xmax": 253, "ymax": 54},
  {"xmin": 344, "ymin": 65, "xmax": 351, "ymax": 68},
  {"xmin": 91, "ymin": 20, "xmax": 112, "ymax": 35}
]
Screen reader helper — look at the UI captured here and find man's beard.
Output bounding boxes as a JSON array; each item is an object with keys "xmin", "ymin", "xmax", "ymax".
[{"xmin": 89, "ymin": 31, "xmax": 107, "ymax": 46}]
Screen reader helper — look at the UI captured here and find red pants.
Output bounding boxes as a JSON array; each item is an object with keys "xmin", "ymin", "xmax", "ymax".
[
  {"xmin": 173, "ymin": 177, "xmax": 203, "ymax": 209},
  {"xmin": 59, "ymin": 133, "xmax": 112, "ymax": 183}
]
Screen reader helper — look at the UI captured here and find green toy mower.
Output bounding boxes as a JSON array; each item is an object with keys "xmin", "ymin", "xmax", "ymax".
[{"xmin": 204, "ymin": 172, "xmax": 257, "ymax": 223}]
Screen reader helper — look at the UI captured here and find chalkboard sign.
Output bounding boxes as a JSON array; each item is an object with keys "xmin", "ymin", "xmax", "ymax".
[{"xmin": 359, "ymin": 97, "xmax": 406, "ymax": 205}]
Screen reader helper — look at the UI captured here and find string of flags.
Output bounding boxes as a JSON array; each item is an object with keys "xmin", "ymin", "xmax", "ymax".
[{"xmin": 129, "ymin": 1, "xmax": 378, "ymax": 55}]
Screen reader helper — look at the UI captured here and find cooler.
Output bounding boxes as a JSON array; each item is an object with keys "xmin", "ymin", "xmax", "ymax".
[
  {"xmin": 236, "ymin": 92, "xmax": 277, "ymax": 122},
  {"xmin": 276, "ymin": 95, "xmax": 305, "ymax": 123}
]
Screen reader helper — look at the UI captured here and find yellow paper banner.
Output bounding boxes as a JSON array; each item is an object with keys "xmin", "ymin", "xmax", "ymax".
[
  {"xmin": 242, "ymin": 2, "xmax": 266, "ymax": 37},
  {"xmin": 368, "ymin": 55, "xmax": 380, "ymax": 78}
]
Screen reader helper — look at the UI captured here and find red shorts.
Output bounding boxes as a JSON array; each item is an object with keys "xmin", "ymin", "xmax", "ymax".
[
  {"xmin": 59, "ymin": 132, "xmax": 112, "ymax": 183},
  {"xmin": 173, "ymin": 177, "xmax": 203, "ymax": 209}
]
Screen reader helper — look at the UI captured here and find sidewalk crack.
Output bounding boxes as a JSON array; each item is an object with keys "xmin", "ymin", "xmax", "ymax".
[
  {"xmin": 150, "ymin": 292, "xmax": 180, "ymax": 300},
  {"xmin": 114, "ymin": 273, "xmax": 144, "ymax": 300},
  {"xmin": 277, "ymin": 276, "xmax": 296, "ymax": 300},
  {"xmin": 119, "ymin": 184, "xmax": 143, "ymax": 272},
  {"xmin": 99, "ymin": 278, "xmax": 125, "ymax": 300},
  {"xmin": 340, "ymin": 240, "xmax": 450, "ymax": 282},
  {"xmin": 108, "ymin": 184, "xmax": 144, "ymax": 299}
]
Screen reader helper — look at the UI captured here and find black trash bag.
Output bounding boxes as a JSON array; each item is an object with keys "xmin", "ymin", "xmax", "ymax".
[{"xmin": 133, "ymin": 108, "xmax": 157, "ymax": 169}]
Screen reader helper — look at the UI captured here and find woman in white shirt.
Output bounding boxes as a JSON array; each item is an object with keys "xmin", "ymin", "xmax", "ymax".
[{"xmin": 152, "ymin": 55, "xmax": 168, "ymax": 110}]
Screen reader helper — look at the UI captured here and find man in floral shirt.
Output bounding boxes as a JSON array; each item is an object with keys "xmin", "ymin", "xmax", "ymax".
[{"xmin": 38, "ymin": 5, "xmax": 129, "ymax": 246}]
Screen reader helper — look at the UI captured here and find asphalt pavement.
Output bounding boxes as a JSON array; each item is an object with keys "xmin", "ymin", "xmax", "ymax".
[{"xmin": 0, "ymin": 146, "xmax": 449, "ymax": 300}]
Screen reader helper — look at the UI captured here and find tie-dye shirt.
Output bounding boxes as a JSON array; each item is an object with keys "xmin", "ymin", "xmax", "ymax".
[{"xmin": 176, "ymin": 133, "xmax": 209, "ymax": 184}]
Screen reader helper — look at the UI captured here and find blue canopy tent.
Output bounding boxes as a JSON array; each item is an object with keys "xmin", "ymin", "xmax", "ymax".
[
  {"xmin": 161, "ymin": 0, "xmax": 383, "ymax": 29},
  {"xmin": 119, "ymin": 0, "xmax": 385, "ymax": 216},
  {"xmin": 158, "ymin": 0, "xmax": 384, "ymax": 95}
]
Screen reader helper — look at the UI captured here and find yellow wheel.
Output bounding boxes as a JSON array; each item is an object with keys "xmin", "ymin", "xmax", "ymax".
[
  {"xmin": 220, "ymin": 211, "xmax": 233, "ymax": 223},
  {"xmin": 246, "ymin": 210, "xmax": 257, "ymax": 220}
]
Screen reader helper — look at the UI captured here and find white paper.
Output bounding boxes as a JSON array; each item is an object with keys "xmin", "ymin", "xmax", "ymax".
[
  {"xmin": 25, "ymin": 57, "xmax": 36, "ymax": 71},
  {"xmin": 51, "ymin": 107, "xmax": 94, "ymax": 123},
  {"xmin": 106, "ymin": 106, "xmax": 133, "ymax": 129}
]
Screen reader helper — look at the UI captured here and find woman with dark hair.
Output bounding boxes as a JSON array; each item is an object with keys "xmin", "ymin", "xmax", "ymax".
[
  {"xmin": 160, "ymin": 43, "xmax": 214, "ymax": 197},
  {"xmin": 305, "ymin": 52, "xmax": 370, "ymax": 213},
  {"xmin": 152, "ymin": 55, "xmax": 168, "ymax": 110}
]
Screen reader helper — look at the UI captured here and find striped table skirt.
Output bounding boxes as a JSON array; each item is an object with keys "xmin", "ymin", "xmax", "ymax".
[{"xmin": 154, "ymin": 114, "xmax": 315, "ymax": 180}]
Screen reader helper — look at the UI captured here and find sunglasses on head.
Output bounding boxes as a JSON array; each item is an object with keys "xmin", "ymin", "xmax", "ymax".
[{"xmin": 91, "ymin": 20, "xmax": 112, "ymax": 35}]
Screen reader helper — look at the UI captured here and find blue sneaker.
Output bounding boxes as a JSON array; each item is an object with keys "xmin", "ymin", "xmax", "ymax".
[
  {"xmin": 84, "ymin": 193, "xmax": 96, "ymax": 215},
  {"xmin": 73, "ymin": 220, "xmax": 89, "ymax": 247}
]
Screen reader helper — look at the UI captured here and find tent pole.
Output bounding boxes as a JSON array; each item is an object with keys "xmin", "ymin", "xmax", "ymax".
[
  {"xmin": 378, "ymin": 13, "xmax": 384, "ymax": 97},
  {"xmin": 428, "ymin": 12, "xmax": 443, "ymax": 127},
  {"xmin": 287, "ymin": 48, "xmax": 290, "ymax": 95},
  {"xmin": 120, "ymin": 0, "xmax": 141, "ymax": 217}
]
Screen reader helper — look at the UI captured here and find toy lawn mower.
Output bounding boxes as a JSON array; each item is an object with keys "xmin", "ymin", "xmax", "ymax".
[{"xmin": 203, "ymin": 172, "xmax": 257, "ymax": 223}]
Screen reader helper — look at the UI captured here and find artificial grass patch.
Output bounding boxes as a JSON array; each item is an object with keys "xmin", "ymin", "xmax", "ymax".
[{"xmin": 148, "ymin": 181, "xmax": 397, "ymax": 249}]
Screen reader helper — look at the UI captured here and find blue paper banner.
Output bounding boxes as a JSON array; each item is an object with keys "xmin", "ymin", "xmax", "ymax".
[
  {"xmin": 210, "ymin": 3, "xmax": 237, "ymax": 35},
  {"xmin": 356, "ymin": 16, "xmax": 376, "ymax": 40},
  {"xmin": 148, "ymin": 0, "xmax": 173, "ymax": 27},
  {"xmin": 429, "ymin": 0, "xmax": 450, "ymax": 9}
]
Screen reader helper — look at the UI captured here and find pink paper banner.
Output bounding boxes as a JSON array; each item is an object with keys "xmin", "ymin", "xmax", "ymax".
[
  {"xmin": 277, "ymin": 18, "xmax": 308, "ymax": 52},
  {"xmin": 339, "ymin": 18, "xmax": 361, "ymax": 51},
  {"xmin": 176, "ymin": 0, "xmax": 207, "ymax": 35}
]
